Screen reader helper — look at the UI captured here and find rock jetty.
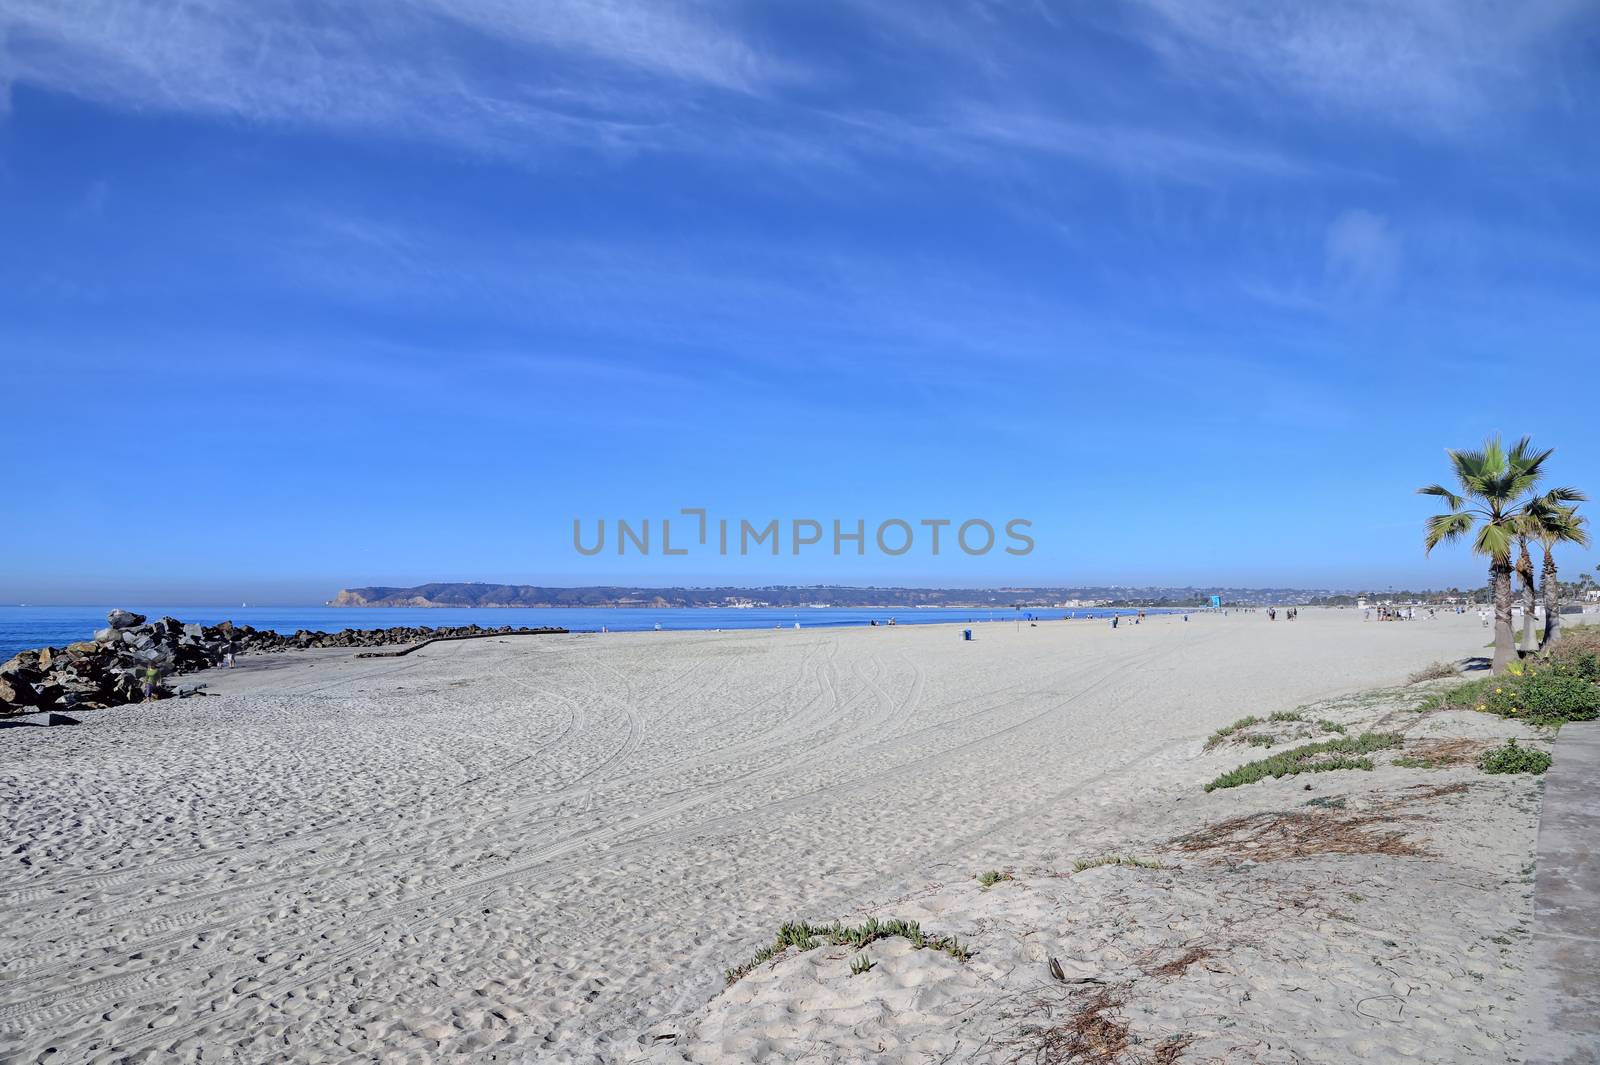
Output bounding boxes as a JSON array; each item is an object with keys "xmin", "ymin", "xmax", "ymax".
[{"xmin": 0, "ymin": 612, "xmax": 565, "ymax": 716}]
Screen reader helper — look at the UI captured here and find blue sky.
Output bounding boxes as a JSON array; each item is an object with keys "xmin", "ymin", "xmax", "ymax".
[{"xmin": 2, "ymin": 1, "xmax": 1598, "ymax": 603}]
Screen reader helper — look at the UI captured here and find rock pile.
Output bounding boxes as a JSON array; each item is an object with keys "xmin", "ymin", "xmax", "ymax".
[{"xmin": 0, "ymin": 612, "xmax": 566, "ymax": 716}]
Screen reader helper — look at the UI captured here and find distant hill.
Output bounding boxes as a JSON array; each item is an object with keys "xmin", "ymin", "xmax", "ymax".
[{"xmin": 328, "ymin": 583, "xmax": 1361, "ymax": 609}]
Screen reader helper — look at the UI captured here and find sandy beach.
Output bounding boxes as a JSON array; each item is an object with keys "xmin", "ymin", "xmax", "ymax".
[{"xmin": 0, "ymin": 609, "xmax": 1539, "ymax": 1063}]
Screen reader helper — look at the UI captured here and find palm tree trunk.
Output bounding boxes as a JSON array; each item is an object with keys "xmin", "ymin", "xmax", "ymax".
[
  {"xmin": 1519, "ymin": 539, "xmax": 1537, "ymax": 653},
  {"xmin": 1542, "ymin": 548, "xmax": 1562, "ymax": 648},
  {"xmin": 1492, "ymin": 559, "xmax": 1515, "ymax": 674}
]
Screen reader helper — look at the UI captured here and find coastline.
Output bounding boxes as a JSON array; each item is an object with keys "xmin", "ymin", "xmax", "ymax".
[{"xmin": 0, "ymin": 604, "xmax": 1186, "ymax": 666}]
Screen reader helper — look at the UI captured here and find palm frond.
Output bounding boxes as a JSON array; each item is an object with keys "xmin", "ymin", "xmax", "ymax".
[
  {"xmin": 1423, "ymin": 511, "xmax": 1476, "ymax": 555},
  {"xmin": 1417, "ymin": 484, "xmax": 1464, "ymax": 510},
  {"xmin": 1474, "ymin": 520, "xmax": 1514, "ymax": 561}
]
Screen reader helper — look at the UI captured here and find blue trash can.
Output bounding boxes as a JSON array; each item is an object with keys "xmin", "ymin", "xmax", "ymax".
[{"xmin": 963, "ymin": 629, "xmax": 973, "ymax": 641}]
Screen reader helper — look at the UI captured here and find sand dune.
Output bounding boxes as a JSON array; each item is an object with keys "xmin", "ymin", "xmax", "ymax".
[{"xmin": 0, "ymin": 609, "xmax": 1513, "ymax": 1062}]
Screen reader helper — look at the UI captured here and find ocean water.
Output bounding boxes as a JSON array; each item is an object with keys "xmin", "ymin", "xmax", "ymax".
[{"xmin": 0, "ymin": 605, "xmax": 1173, "ymax": 663}]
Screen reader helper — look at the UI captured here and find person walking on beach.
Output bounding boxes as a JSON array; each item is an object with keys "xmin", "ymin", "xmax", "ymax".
[
  {"xmin": 142, "ymin": 665, "xmax": 159, "ymax": 701},
  {"xmin": 1111, "ymin": 615, "xmax": 1119, "ymax": 629}
]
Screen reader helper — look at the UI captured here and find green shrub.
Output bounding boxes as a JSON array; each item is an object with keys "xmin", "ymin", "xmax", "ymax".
[
  {"xmin": 1477, "ymin": 739, "xmax": 1552, "ymax": 775},
  {"xmin": 1317, "ymin": 719, "xmax": 1347, "ymax": 734},
  {"xmin": 1204, "ymin": 733, "xmax": 1403, "ymax": 792},
  {"xmin": 1557, "ymin": 648, "xmax": 1600, "ymax": 681},
  {"xmin": 1430, "ymin": 663, "xmax": 1600, "ymax": 727},
  {"xmin": 1268, "ymin": 711, "xmax": 1304, "ymax": 723}
]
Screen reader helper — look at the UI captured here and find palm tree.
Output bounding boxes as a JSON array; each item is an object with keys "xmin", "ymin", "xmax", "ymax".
[
  {"xmin": 1521, "ymin": 491, "xmax": 1589, "ymax": 649},
  {"xmin": 1419, "ymin": 435, "xmax": 1552, "ymax": 674},
  {"xmin": 1516, "ymin": 534, "xmax": 1538, "ymax": 650}
]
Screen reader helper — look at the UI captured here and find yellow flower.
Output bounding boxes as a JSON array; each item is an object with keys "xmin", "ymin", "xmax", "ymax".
[
  {"xmin": 1477, "ymin": 704, "xmax": 1488, "ymax": 711},
  {"xmin": 1495, "ymin": 688, "xmax": 1503, "ymax": 694}
]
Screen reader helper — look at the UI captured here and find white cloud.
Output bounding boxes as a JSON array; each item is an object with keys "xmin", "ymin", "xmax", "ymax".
[
  {"xmin": 0, "ymin": 0, "xmax": 794, "ymax": 151},
  {"xmin": 1325, "ymin": 208, "xmax": 1400, "ymax": 297},
  {"xmin": 1125, "ymin": 0, "xmax": 1591, "ymax": 131},
  {"xmin": 950, "ymin": 107, "xmax": 1320, "ymax": 182}
]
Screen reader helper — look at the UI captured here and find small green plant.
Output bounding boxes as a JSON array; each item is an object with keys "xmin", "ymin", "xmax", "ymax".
[
  {"xmin": 1072, "ymin": 855, "xmax": 1162, "ymax": 873},
  {"xmin": 1204, "ymin": 715, "xmax": 1259, "ymax": 750},
  {"xmin": 725, "ymin": 916, "xmax": 971, "ymax": 985},
  {"xmin": 976, "ymin": 869, "xmax": 1013, "ymax": 889},
  {"xmin": 850, "ymin": 953, "xmax": 874, "ymax": 976},
  {"xmin": 1268, "ymin": 711, "xmax": 1304, "ymax": 722},
  {"xmin": 1477, "ymin": 739, "xmax": 1552, "ymax": 775},
  {"xmin": 1305, "ymin": 795, "xmax": 1347, "ymax": 809},
  {"xmin": 1317, "ymin": 719, "xmax": 1347, "ymax": 734},
  {"xmin": 1247, "ymin": 734, "xmax": 1276, "ymax": 747},
  {"xmin": 1204, "ymin": 733, "xmax": 1403, "ymax": 791}
]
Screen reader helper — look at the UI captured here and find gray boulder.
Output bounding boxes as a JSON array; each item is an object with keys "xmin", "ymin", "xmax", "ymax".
[
  {"xmin": 107, "ymin": 609, "xmax": 146, "ymax": 630},
  {"xmin": 0, "ymin": 669, "xmax": 45, "ymax": 713}
]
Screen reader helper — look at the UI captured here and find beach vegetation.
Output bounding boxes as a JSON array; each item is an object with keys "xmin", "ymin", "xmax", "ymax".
[
  {"xmin": 1204, "ymin": 733, "xmax": 1403, "ymax": 791},
  {"xmin": 1477, "ymin": 739, "xmax": 1552, "ymax": 775},
  {"xmin": 1203, "ymin": 715, "xmax": 1259, "ymax": 749},
  {"xmin": 1425, "ymin": 662, "xmax": 1600, "ymax": 727},
  {"xmin": 1071, "ymin": 855, "xmax": 1162, "ymax": 872},
  {"xmin": 725, "ymin": 916, "xmax": 970, "ymax": 985},
  {"xmin": 1247, "ymin": 734, "xmax": 1276, "ymax": 747},
  {"xmin": 849, "ymin": 953, "xmax": 874, "ymax": 976},
  {"xmin": 1317, "ymin": 719, "xmax": 1347, "ymax": 734},
  {"xmin": 1268, "ymin": 711, "xmax": 1303, "ymax": 722},
  {"xmin": 976, "ymin": 869, "xmax": 1013, "ymax": 889}
]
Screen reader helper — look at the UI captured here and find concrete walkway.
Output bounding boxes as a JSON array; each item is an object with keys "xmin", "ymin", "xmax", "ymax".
[{"xmin": 1526, "ymin": 721, "xmax": 1600, "ymax": 1065}]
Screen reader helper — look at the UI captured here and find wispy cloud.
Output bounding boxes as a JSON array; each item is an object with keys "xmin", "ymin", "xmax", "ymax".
[
  {"xmin": 1324, "ymin": 208, "xmax": 1401, "ymax": 298},
  {"xmin": 1124, "ymin": 0, "xmax": 1594, "ymax": 132},
  {"xmin": 0, "ymin": 0, "xmax": 797, "ymax": 152},
  {"xmin": 949, "ymin": 107, "xmax": 1322, "ymax": 182}
]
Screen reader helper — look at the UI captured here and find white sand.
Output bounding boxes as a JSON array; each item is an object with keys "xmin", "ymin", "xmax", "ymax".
[{"xmin": 0, "ymin": 609, "xmax": 1535, "ymax": 1063}]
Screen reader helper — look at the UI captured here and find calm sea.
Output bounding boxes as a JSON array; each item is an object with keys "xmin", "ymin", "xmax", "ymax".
[{"xmin": 0, "ymin": 605, "xmax": 1170, "ymax": 663}]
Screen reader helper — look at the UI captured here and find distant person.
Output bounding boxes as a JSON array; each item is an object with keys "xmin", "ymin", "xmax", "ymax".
[
  {"xmin": 142, "ymin": 666, "xmax": 159, "ymax": 701},
  {"xmin": 1111, "ymin": 615, "xmax": 1119, "ymax": 629}
]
